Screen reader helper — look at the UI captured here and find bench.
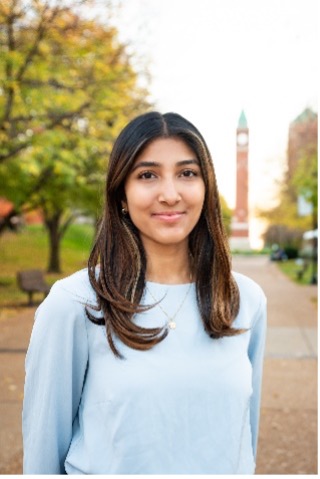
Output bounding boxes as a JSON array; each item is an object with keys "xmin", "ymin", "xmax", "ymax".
[{"xmin": 17, "ymin": 269, "xmax": 51, "ymax": 306}]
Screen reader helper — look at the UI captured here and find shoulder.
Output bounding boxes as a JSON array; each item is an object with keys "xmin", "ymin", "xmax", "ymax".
[
  {"xmin": 27, "ymin": 272, "xmax": 91, "ymax": 373},
  {"xmin": 35, "ymin": 268, "xmax": 98, "ymax": 325},
  {"xmin": 232, "ymin": 271, "xmax": 265, "ymax": 300},
  {"xmin": 232, "ymin": 271, "xmax": 267, "ymax": 327},
  {"xmin": 50, "ymin": 268, "xmax": 98, "ymax": 306}
]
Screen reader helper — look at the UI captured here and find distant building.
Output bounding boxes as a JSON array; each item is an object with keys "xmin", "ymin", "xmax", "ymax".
[
  {"xmin": 287, "ymin": 107, "xmax": 318, "ymax": 180},
  {"xmin": 0, "ymin": 198, "xmax": 14, "ymax": 218},
  {"xmin": 0, "ymin": 197, "xmax": 43, "ymax": 231},
  {"xmin": 0, "ymin": 198, "xmax": 18, "ymax": 232},
  {"xmin": 230, "ymin": 111, "xmax": 250, "ymax": 251}
]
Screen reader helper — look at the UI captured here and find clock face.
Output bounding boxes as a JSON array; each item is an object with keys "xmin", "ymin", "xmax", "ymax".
[{"xmin": 237, "ymin": 132, "xmax": 248, "ymax": 146}]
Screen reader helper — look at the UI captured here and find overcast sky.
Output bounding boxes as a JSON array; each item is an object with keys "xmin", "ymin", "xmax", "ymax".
[{"xmin": 109, "ymin": 0, "xmax": 318, "ymax": 245}]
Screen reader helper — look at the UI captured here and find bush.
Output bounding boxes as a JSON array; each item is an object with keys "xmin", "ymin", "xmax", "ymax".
[
  {"xmin": 283, "ymin": 246, "xmax": 299, "ymax": 259},
  {"xmin": 263, "ymin": 224, "xmax": 304, "ymax": 251}
]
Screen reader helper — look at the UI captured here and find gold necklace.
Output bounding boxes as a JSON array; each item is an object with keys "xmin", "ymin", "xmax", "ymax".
[{"xmin": 146, "ymin": 282, "xmax": 193, "ymax": 330}]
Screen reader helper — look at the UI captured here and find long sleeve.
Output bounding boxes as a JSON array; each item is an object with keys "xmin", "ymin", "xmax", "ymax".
[
  {"xmin": 248, "ymin": 292, "xmax": 267, "ymax": 460},
  {"xmin": 22, "ymin": 281, "xmax": 89, "ymax": 474}
]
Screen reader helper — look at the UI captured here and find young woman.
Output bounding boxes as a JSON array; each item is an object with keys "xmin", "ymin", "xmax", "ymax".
[{"xmin": 23, "ymin": 111, "xmax": 267, "ymax": 474}]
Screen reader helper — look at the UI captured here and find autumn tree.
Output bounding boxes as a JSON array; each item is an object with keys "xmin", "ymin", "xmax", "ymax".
[
  {"xmin": 0, "ymin": 0, "xmax": 150, "ymax": 272},
  {"xmin": 219, "ymin": 194, "xmax": 232, "ymax": 236},
  {"xmin": 259, "ymin": 108, "xmax": 318, "ymax": 254},
  {"xmin": 292, "ymin": 147, "xmax": 318, "ymax": 229},
  {"xmin": 259, "ymin": 145, "xmax": 317, "ymax": 253}
]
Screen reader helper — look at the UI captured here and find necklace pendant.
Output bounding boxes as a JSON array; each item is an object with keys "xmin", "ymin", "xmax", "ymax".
[{"xmin": 168, "ymin": 321, "xmax": 176, "ymax": 330}]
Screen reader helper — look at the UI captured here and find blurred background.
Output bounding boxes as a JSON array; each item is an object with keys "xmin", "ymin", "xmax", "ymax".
[
  {"xmin": 0, "ymin": 0, "xmax": 318, "ymax": 474},
  {"xmin": 0, "ymin": 0, "xmax": 317, "ymax": 282}
]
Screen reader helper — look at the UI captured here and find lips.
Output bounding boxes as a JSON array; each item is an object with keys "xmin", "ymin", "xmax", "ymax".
[{"xmin": 151, "ymin": 211, "xmax": 185, "ymax": 222}]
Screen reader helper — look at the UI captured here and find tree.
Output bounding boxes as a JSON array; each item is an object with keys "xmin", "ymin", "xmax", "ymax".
[
  {"xmin": 258, "ymin": 141, "xmax": 317, "ymax": 254},
  {"xmin": 0, "ymin": 1, "xmax": 151, "ymax": 272},
  {"xmin": 292, "ymin": 147, "xmax": 318, "ymax": 281},
  {"xmin": 262, "ymin": 224, "xmax": 303, "ymax": 252},
  {"xmin": 219, "ymin": 194, "xmax": 232, "ymax": 236},
  {"xmin": 292, "ymin": 147, "xmax": 318, "ymax": 227}
]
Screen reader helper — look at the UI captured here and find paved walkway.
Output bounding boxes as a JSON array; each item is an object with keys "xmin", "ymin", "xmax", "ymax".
[
  {"xmin": 232, "ymin": 256, "xmax": 317, "ymax": 475},
  {"xmin": 0, "ymin": 256, "xmax": 317, "ymax": 474},
  {"xmin": 233, "ymin": 256, "xmax": 317, "ymax": 359}
]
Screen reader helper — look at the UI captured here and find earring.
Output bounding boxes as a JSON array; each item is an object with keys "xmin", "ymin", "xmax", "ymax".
[{"xmin": 121, "ymin": 207, "xmax": 128, "ymax": 215}]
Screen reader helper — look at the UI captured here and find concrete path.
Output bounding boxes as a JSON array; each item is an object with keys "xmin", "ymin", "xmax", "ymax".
[
  {"xmin": 0, "ymin": 307, "xmax": 35, "ymax": 474},
  {"xmin": 232, "ymin": 255, "xmax": 317, "ymax": 475},
  {"xmin": 0, "ymin": 256, "xmax": 317, "ymax": 474},
  {"xmin": 232, "ymin": 255, "xmax": 317, "ymax": 358}
]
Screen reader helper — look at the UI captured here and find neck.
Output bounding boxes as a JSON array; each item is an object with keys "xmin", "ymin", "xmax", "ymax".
[{"xmin": 144, "ymin": 243, "xmax": 193, "ymax": 285}]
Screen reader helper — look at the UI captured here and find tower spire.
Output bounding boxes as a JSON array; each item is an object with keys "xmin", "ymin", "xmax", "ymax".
[{"xmin": 238, "ymin": 110, "xmax": 248, "ymax": 128}]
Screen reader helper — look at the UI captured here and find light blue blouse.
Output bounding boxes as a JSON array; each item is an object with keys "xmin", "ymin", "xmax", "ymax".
[{"xmin": 22, "ymin": 268, "xmax": 267, "ymax": 474}]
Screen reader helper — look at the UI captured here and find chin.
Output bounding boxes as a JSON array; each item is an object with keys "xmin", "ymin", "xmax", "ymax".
[{"xmin": 156, "ymin": 235, "xmax": 189, "ymax": 246}]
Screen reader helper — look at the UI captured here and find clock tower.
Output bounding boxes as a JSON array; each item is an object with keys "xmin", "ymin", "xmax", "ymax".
[{"xmin": 230, "ymin": 110, "xmax": 251, "ymax": 250}]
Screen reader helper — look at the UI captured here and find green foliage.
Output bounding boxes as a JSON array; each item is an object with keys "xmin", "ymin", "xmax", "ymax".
[
  {"xmin": 219, "ymin": 194, "xmax": 232, "ymax": 236},
  {"xmin": 262, "ymin": 223, "xmax": 304, "ymax": 250},
  {"xmin": 0, "ymin": 1, "xmax": 150, "ymax": 205},
  {"xmin": 258, "ymin": 181, "xmax": 311, "ymax": 232},
  {"xmin": 277, "ymin": 259, "xmax": 317, "ymax": 286},
  {"xmin": 258, "ymin": 134, "xmax": 317, "ymax": 248},
  {"xmin": 292, "ymin": 148, "xmax": 318, "ymax": 221},
  {"xmin": 0, "ymin": 0, "xmax": 151, "ymax": 270}
]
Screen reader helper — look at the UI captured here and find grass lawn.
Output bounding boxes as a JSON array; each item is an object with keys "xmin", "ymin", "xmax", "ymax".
[
  {"xmin": 277, "ymin": 259, "xmax": 318, "ymax": 285},
  {"xmin": 0, "ymin": 223, "xmax": 94, "ymax": 308}
]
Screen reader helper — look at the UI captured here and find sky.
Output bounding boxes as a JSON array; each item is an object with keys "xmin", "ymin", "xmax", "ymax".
[{"xmin": 109, "ymin": 0, "xmax": 318, "ymax": 246}]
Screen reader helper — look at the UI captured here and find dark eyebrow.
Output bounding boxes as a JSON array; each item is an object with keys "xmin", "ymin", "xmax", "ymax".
[
  {"xmin": 131, "ymin": 161, "xmax": 160, "ymax": 172},
  {"xmin": 131, "ymin": 159, "xmax": 199, "ymax": 172},
  {"xmin": 176, "ymin": 159, "xmax": 200, "ymax": 167}
]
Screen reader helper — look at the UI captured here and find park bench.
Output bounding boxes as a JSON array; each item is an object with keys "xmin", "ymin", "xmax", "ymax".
[{"xmin": 17, "ymin": 269, "xmax": 51, "ymax": 306}]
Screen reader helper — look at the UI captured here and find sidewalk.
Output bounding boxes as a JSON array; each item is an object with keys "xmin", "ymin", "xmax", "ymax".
[
  {"xmin": 0, "ymin": 307, "xmax": 35, "ymax": 474},
  {"xmin": 232, "ymin": 255, "xmax": 317, "ymax": 475},
  {"xmin": 0, "ymin": 257, "xmax": 317, "ymax": 474}
]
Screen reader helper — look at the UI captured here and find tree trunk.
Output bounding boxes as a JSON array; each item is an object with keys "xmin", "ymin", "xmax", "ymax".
[{"xmin": 45, "ymin": 212, "xmax": 62, "ymax": 273}]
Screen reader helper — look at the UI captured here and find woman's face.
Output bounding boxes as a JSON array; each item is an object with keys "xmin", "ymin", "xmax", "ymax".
[{"xmin": 123, "ymin": 137, "xmax": 205, "ymax": 252}]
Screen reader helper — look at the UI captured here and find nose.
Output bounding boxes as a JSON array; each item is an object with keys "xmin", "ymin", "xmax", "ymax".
[{"xmin": 158, "ymin": 178, "xmax": 181, "ymax": 205}]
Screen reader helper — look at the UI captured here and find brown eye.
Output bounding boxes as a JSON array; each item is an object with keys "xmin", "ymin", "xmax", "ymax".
[
  {"xmin": 138, "ymin": 171, "xmax": 156, "ymax": 179},
  {"xmin": 181, "ymin": 169, "xmax": 198, "ymax": 177}
]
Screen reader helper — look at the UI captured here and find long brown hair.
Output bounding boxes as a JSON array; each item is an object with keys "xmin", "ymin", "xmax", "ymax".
[{"xmin": 87, "ymin": 111, "xmax": 242, "ymax": 357}]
